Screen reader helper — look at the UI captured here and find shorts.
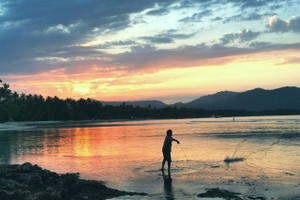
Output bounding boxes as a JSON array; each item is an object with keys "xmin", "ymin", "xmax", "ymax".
[{"xmin": 163, "ymin": 149, "xmax": 171, "ymax": 162}]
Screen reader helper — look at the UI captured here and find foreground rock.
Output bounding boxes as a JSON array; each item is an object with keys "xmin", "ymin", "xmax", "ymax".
[
  {"xmin": 197, "ymin": 188, "xmax": 266, "ymax": 200},
  {"xmin": 0, "ymin": 162, "xmax": 146, "ymax": 200}
]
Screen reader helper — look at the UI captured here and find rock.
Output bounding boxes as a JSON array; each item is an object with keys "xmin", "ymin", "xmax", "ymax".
[
  {"xmin": 0, "ymin": 178, "xmax": 27, "ymax": 191},
  {"xmin": 28, "ymin": 173, "xmax": 45, "ymax": 191},
  {"xmin": 0, "ymin": 163, "xmax": 147, "ymax": 200},
  {"xmin": 11, "ymin": 189, "xmax": 31, "ymax": 200},
  {"xmin": 60, "ymin": 189, "xmax": 68, "ymax": 199},
  {"xmin": 0, "ymin": 190, "xmax": 11, "ymax": 199},
  {"xmin": 197, "ymin": 188, "xmax": 242, "ymax": 200},
  {"xmin": 32, "ymin": 164, "xmax": 42, "ymax": 171},
  {"xmin": 36, "ymin": 191, "xmax": 55, "ymax": 200},
  {"xmin": 21, "ymin": 162, "xmax": 33, "ymax": 171}
]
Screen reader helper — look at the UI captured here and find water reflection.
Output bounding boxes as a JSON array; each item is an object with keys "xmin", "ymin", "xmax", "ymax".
[
  {"xmin": 0, "ymin": 130, "xmax": 47, "ymax": 164},
  {"xmin": 0, "ymin": 132, "xmax": 11, "ymax": 163},
  {"xmin": 0, "ymin": 116, "xmax": 299, "ymax": 199},
  {"xmin": 162, "ymin": 170, "xmax": 174, "ymax": 200}
]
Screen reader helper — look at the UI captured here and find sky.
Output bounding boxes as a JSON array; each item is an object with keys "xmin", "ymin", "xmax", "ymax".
[{"xmin": 0, "ymin": 0, "xmax": 300, "ymax": 103}]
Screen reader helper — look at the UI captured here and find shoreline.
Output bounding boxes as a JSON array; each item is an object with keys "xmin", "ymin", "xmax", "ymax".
[
  {"xmin": 0, "ymin": 162, "xmax": 146, "ymax": 200},
  {"xmin": 0, "ymin": 162, "xmax": 281, "ymax": 200},
  {"xmin": 1, "ymin": 114, "xmax": 299, "ymax": 132}
]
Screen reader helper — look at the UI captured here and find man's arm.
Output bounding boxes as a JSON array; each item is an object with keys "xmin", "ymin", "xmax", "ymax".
[{"xmin": 172, "ymin": 138, "xmax": 180, "ymax": 144}]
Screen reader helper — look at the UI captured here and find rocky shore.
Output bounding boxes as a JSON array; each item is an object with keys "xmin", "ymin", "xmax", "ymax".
[{"xmin": 0, "ymin": 162, "xmax": 146, "ymax": 200}]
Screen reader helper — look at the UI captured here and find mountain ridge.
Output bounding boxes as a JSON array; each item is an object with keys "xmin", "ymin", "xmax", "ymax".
[
  {"xmin": 95, "ymin": 86, "xmax": 300, "ymax": 111},
  {"xmin": 176, "ymin": 86, "xmax": 300, "ymax": 111}
]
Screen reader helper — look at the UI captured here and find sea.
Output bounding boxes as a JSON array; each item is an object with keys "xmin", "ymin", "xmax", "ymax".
[{"xmin": 0, "ymin": 115, "xmax": 299, "ymax": 199}]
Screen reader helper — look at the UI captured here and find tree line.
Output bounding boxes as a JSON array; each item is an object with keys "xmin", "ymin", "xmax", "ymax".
[{"xmin": 1, "ymin": 79, "xmax": 299, "ymax": 122}]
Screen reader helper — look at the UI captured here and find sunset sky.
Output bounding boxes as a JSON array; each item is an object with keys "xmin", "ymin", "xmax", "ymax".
[{"xmin": 1, "ymin": 0, "xmax": 300, "ymax": 103}]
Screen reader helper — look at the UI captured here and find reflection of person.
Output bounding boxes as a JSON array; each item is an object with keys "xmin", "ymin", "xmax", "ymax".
[
  {"xmin": 162, "ymin": 170, "xmax": 174, "ymax": 200},
  {"xmin": 161, "ymin": 129, "xmax": 180, "ymax": 171}
]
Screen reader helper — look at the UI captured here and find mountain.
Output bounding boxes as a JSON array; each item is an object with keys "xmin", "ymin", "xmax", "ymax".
[
  {"xmin": 99, "ymin": 100, "xmax": 167, "ymax": 108},
  {"xmin": 184, "ymin": 91, "xmax": 238, "ymax": 108},
  {"xmin": 176, "ymin": 86, "xmax": 300, "ymax": 111},
  {"xmin": 94, "ymin": 86, "xmax": 300, "ymax": 111}
]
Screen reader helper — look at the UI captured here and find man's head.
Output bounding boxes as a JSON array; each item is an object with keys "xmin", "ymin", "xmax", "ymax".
[{"xmin": 167, "ymin": 129, "xmax": 172, "ymax": 136}]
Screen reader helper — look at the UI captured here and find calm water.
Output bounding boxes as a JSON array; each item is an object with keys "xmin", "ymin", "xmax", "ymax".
[{"xmin": 0, "ymin": 115, "xmax": 300, "ymax": 199}]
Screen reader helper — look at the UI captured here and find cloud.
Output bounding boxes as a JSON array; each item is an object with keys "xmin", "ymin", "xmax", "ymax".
[
  {"xmin": 139, "ymin": 30, "xmax": 195, "ymax": 44},
  {"xmin": 277, "ymin": 57, "xmax": 300, "ymax": 65},
  {"xmin": 0, "ymin": 0, "xmax": 176, "ymax": 75},
  {"xmin": 0, "ymin": 0, "xmax": 299, "ymax": 78},
  {"xmin": 224, "ymin": 12, "xmax": 275, "ymax": 23},
  {"xmin": 220, "ymin": 29, "xmax": 260, "ymax": 44},
  {"xmin": 96, "ymin": 40, "xmax": 138, "ymax": 49},
  {"xmin": 249, "ymin": 42, "xmax": 300, "ymax": 52},
  {"xmin": 146, "ymin": 8, "xmax": 169, "ymax": 16},
  {"xmin": 211, "ymin": 16, "xmax": 223, "ymax": 21},
  {"xmin": 111, "ymin": 42, "xmax": 300, "ymax": 72},
  {"xmin": 179, "ymin": 10, "xmax": 212, "ymax": 23},
  {"xmin": 221, "ymin": 0, "xmax": 285, "ymax": 23},
  {"xmin": 267, "ymin": 15, "xmax": 300, "ymax": 33},
  {"xmin": 226, "ymin": 0, "xmax": 283, "ymax": 9},
  {"xmin": 139, "ymin": 37, "xmax": 174, "ymax": 44},
  {"xmin": 233, "ymin": 0, "xmax": 267, "ymax": 8}
]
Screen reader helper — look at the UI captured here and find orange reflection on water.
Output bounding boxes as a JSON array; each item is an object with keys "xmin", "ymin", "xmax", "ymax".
[
  {"xmin": 8, "ymin": 117, "xmax": 300, "ymax": 195},
  {"xmin": 32, "ymin": 125, "xmax": 159, "ymax": 183},
  {"xmin": 73, "ymin": 128, "xmax": 92, "ymax": 157}
]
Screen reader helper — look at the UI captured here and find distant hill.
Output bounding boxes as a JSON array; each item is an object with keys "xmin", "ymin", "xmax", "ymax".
[
  {"xmin": 98, "ymin": 100, "xmax": 167, "ymax": 108},
  {"xmin": 94, "ymin": 86, "xmax": 300, "ymax": 111},
  {"xmin": 174, "ymin": 87, "xmax": 300, "ymax": 111},
  {"xmin": 184, "ymin": 91, "xmax": 238, "ymax": 108}
]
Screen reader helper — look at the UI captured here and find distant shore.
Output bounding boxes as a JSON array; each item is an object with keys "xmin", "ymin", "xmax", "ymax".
[
  {"xmin": 0, "ymin": 162, "xmax": 146, "ymax": 200},
  {"xmin": 1, "ymin": 114, "xmax": 300, "ymax": 132}
]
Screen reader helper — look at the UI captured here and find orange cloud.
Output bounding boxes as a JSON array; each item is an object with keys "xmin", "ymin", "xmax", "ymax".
[{"xmin": 2, "ymin": 49, "xmax": 300, "ymax": 102}]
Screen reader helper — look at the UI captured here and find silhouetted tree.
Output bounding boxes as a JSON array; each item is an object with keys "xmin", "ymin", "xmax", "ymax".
[{"xmin": 1, "ymin": 79, "xmax": 300, "ymax": 122}]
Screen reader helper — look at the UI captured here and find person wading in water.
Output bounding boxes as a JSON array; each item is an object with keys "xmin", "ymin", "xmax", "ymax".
[{"xmin": 161, "ymin": 129, "xmax": 180, "ymax": 171}]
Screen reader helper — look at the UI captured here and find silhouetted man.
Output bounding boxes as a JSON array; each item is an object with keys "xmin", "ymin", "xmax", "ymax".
[{"xmin": 161, "ymin": 129, "xmax": 180, "ymax": 171}]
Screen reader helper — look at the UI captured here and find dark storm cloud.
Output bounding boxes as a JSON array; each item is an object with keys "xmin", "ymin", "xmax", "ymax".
[{"xmin": 0, "ymin": 0, "xmax": 176, "ymax": 75}]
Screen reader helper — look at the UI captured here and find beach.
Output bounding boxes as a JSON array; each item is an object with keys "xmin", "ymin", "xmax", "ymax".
[{"xmin": 0, "ymin": 116, "xmax": 300, "ymax": 199}]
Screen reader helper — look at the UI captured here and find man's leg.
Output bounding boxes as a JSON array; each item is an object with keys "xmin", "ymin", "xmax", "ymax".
[{"xmin": 162, "ymin": 159, "xmax": 166, "ymax": 170}]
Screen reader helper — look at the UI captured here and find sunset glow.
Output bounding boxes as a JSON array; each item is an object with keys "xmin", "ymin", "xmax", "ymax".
[{"xmin": 1, "ymin": 0, "xmax": 299, "ymax": 103}]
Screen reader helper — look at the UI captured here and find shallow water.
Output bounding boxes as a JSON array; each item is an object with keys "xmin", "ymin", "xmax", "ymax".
[{"xmin": 0, "ymin": 115, "xmax": 300, "ymax": 199}]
